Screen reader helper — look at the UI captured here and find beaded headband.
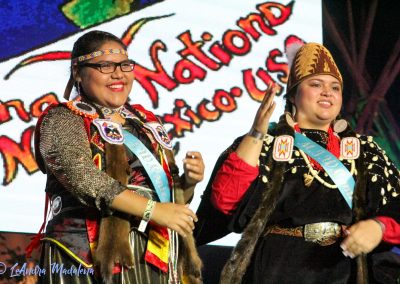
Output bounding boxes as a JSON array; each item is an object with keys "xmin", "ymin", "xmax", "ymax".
[{"xmin": 72, "ymin": 49, "xmax": 128, "ymax": 65}]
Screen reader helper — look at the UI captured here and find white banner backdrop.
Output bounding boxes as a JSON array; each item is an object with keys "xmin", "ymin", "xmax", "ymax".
[{"xmin": 0, "ymin": 0, "xmax": 321, "ymax": 246}]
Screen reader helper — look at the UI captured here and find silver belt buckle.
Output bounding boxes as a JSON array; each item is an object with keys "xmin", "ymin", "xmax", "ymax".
[{"xmin": 304, "ymin": 222, "xmax": 341, "ymax": 246}]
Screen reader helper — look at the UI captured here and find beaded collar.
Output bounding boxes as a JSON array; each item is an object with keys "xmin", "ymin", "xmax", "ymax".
[
  {"xmin": 301, "ymin": 129, "xmax": 328, "ymax": 144},
  {"xmin": 94, "ymin": 103, "xmax": 123, "ymax": 117},
  {"xmin": 93, "ymin": 103, "xmax": 141, "ymax": 121}
]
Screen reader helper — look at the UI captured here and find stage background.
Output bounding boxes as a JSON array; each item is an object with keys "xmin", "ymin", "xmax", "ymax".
[
  {"xmin": 0, "ymin": 0, "xmax": 321, "ymax": 238},
  {"xmin": 1, "ymin": 0, "xmax": 399, "ymax": 283}
]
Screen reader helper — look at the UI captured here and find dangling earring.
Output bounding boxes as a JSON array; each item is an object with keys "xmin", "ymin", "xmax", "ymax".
[
  {"xmin": 75, "ymin": 81, "xmax": 81, "ymax": 98},
  {"xmin": 333, "ymin": 118, "xmax": 348, "ymax": 133}
]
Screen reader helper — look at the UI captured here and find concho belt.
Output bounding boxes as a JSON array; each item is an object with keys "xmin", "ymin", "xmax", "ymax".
[{"xmin": 265, "ymin": 222, "xmax": 345, "ymax": 246}]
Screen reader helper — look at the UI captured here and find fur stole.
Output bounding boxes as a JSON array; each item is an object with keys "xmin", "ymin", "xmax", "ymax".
[
  {"xmin": 220, "ymin": 115, "xmax": 292, "ymax": 283},
  {"xmin": 94, "ymin": 142, "xmax": 133, "ymax": 284},
  {"xmin": 164, "ymin": 149, "xmax": 203, "ymax": 283},
  {"xmin": 351, "ymin": 135, "xmax": 368, "ymax": 283}
]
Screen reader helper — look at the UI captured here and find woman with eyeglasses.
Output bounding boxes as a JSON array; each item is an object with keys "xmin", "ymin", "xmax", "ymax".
[{"xmin": 32, "ymin": 30, "xmax": 204, "ymax": 284}]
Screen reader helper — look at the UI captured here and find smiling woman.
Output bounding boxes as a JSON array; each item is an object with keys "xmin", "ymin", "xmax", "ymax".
[
  {"xmin": 291, "ymin": 75, "xmax": 343, "ymax": 130},
  {"xmin": 73, "ymin": 41, "xmax": 135, "ymax": 108},
  {"xmin": 195, "ymin": 42, "xmax": 400, "ymax": 283},
  {"xmin": 31, "ymin": 30, "xmax": 204, "ymax": 284}
]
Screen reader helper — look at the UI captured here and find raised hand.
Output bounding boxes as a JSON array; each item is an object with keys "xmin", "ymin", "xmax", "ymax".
[
  {"xmin": 251, "ymin": 83, "xmax": 277, "ymax": 135},
  {"xmin": 183, "ymin": 151, "xmax": 205, "ymax": 187},
  {"xmin": 235, "ymin": 84, "xmax": 277, "ymax": 166}
]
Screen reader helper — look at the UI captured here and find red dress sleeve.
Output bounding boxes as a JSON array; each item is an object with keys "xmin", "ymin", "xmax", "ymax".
[
  {"xmin": 375, "ymin": 216, "xmax": 400, "ymax": 244},
  {"xmin": 211, "ymin": 151, "xmax": 259, "ymax": 214}
]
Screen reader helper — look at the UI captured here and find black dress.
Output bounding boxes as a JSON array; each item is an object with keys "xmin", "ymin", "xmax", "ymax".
[{"xmin": 195, "ymin": 129, "xmax": 400, "ymax": 283}]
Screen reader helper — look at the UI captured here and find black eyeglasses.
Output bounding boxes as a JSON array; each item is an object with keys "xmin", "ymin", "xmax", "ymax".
[{"xmin": 78, "ymin": 60, "xmax": 135, "ymax": 74}]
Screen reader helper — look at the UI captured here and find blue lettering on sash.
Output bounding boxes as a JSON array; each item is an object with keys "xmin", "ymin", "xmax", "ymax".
[{"xmin": 295, "ymin": 132, "xmax": 355, "ymax": 208}]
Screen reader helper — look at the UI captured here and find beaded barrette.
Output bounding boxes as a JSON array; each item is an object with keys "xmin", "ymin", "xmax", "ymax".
[{"xmin": 72, "ymin": 49, "xmax": 128, "ymax": 65}]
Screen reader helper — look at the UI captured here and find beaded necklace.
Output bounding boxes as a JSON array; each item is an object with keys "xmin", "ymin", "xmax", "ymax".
[
  {"xmin": 299, "ymin": 149, "xmax": 356, "ymax": 188},
  {"xmin": 293, "ymin": 124, "xmax": 340, "ymax": 171}
]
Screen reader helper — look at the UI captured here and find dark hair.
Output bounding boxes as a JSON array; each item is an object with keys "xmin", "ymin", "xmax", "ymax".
[
  {"xmin": 282, "ymin": 84, "xmax": 297, "ymax": 116},
  {"xmin": 71, "ymin": 30, "xmax": 126, "ymax": 61},
  {"xmin": 283, "ymin": 85, "xmax": 296, "ymax": 100}
]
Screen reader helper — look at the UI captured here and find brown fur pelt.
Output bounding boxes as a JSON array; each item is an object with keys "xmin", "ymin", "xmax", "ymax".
[
  {"xmin": 164, "ymin": 150, "xmax": 203, "ymax": 284},
  {"xmin": 94, "ymin": 142, "xmax": 133, "ymax": 284},
  {"xmin": 220, "ymin": 114, "xmax": 293, "ymax": 284},
  {"xmin": 340, "ymin": 126, "xmax": 369, "ymax": 284},
  {"xmin": 94, "ymin": 213, "xmax": 133, "ymax": 284}
]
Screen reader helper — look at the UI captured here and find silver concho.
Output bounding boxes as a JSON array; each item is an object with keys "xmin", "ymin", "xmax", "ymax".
[{"xmin": 51, "ymin": 196, "xmax": 62, "ymax": 216}]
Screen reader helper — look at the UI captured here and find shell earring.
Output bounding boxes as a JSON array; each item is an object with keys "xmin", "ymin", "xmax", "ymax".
[
  {"xmin": 75, "ymin": 81, "xmax": 81, "ymax": 98},
  {"xmin": 333, "ymin": 119, "xmax": 348, "ymax": 133}
]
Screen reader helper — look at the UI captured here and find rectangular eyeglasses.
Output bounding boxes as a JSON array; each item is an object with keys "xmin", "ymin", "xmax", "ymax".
[{"xmin": 78, "ymin": 60, "xmax": 135, "ymax": 74}]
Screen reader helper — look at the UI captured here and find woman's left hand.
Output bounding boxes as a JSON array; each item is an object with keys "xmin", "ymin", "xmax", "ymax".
[
  {"xmin": 183, "ymin": 151, "xmax": 205, "ymax": 187},
  {"xmin": 340, "ymin": 219, "xmax": 383, "ymax": 258}
]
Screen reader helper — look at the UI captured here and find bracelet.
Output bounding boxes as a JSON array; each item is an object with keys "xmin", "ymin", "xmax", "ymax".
[
  {"xmin": 248, "ymin": 128, "xmax": 264, "ymax": 140},
  {"xmin": 138, "ymin": 200, "xmax": 156, "ymax": 232}
]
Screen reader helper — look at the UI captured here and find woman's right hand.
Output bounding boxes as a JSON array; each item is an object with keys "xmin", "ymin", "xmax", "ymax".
[
  {"xmin": 235, "ymin": 84, "xmax": 277, "ymax": 166},
  {"xmin": 151, "ymin": 202, "xmax": 198, "ymax": 238},
  {"xmin": 251, "ymin": 83, "xmax": 277, "ymax": 135}
]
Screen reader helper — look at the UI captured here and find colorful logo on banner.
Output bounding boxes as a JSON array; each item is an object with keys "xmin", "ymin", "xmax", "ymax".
[
  {"xmin": 0, "ymin": 0, "xmax": 165, "ymax": 62},
  {"xmin": 1, "ymin": 1, "xmax": 302, "ymax": 186}
]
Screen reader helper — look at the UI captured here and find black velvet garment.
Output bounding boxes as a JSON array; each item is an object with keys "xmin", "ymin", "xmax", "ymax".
[
  {"xmin": 238, "ymin": 132, "xmax": 354, "ymax": 283},
  {"xmin": 195, "ymin": 128, "xmax": 400, "ymax": 283}
]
